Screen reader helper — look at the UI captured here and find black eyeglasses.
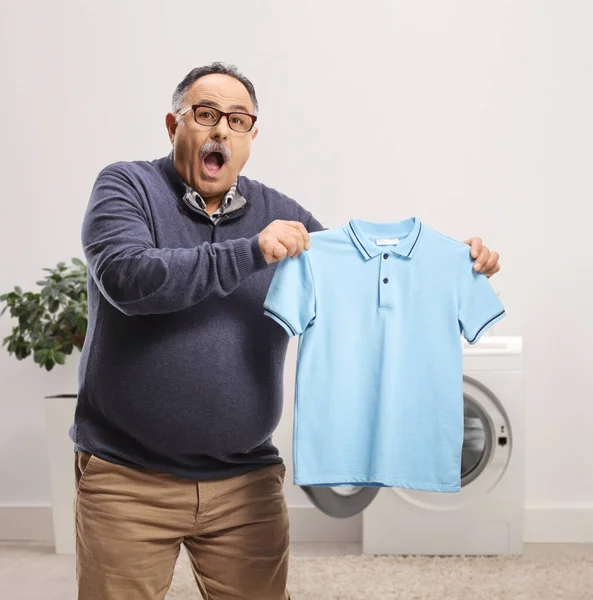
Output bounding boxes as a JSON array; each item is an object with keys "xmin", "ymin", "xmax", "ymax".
[{"xmin": 177, "ymin": 104, "xmax": 257, "ymax": 133}]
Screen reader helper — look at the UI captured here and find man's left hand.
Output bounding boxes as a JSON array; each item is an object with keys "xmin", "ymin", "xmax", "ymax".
[{"xmin": 463, "ymin": 237, "xmax": 500, "ymax": 278}]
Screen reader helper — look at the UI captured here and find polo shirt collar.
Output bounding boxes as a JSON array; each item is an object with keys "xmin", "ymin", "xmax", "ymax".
[{"xmin": 346, "ymin": 217, "xmax": 423, "ymax": 260}]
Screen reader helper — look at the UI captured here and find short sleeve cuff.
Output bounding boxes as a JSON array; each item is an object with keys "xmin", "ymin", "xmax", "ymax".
[
  {"xmin": 263, "ymin": 307, "xmax": 298, "ymax": 337},
  {"xmin": 465, "ymin": 309, "xmax": 506, "ymax": 345}
]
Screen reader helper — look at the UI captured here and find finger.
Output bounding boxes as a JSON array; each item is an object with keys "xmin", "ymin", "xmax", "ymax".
[
  {"xmin": 481, "ymin": 250, "xmax": 499, "ymax": 274},
  {"xmin": 271, "ymin": 241, "xmax": 288, "ymax": 262},
  {"xmin": 473, "ymin": 246, "xmax": 490, "ymax": 272},
  {"xmin": 485, "ymin": 263, "xmax": 500, "ymax": 278},
  {"xmin": 261, "ymin": 238, "xmax": 278, "ymax": 263},
  {"xmin": 464, "ymin": 237, "xmax": 482, "ymax": 259},
  {"xmin": 285, "ymin": 221, "xmax": 311, "ymax": 250},
  {"xmin": 296, "ymin": 222, "xmax": 311, "ymax": 250},
  {"xmin": 277, "ymin": 231, "xmax": 300, "ymax": 257},
  {"xmin": 261, "ymin": 233, "xmax": 289, "ymax": 262},
  {"xmin": 282, "ymin": 226, "xmax": 305, "ymax": 255},
  {"xmin": 284, "ymin": 222, "xmax": 309, "ymax": 252}
]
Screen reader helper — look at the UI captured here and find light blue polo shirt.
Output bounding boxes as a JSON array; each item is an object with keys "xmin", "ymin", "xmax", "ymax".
[{"xmin": 263, "ymin": 216, "xmax": 506, "ymax": 492}]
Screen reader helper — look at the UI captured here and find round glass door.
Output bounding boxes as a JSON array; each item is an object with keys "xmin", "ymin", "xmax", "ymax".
[{"xmin": 461, "ymin": 393, "xmax": 494, "ymax": 486}]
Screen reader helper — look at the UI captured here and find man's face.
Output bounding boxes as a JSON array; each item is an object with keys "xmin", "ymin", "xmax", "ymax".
[{"xmin": 166, "ymin": 74, "xmax": 258, "ymax": 200}]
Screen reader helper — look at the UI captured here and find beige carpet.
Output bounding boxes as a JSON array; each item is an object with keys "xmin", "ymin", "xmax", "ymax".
[{"xmin": 165, "ymin": 548, "xmax": 593, "ymax": 600}]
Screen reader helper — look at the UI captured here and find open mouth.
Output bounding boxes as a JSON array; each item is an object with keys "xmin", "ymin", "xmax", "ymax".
[{"xmin": 203, "ymin": 152, "xmax": 225, "ymax": 176}]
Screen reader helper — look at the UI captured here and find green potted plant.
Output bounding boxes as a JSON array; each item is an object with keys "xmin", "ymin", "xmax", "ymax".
[
  {"xmin": 0, "ymin": 258, "xmax": 87, "ymax": 375},
  {"xmin": 0, "ymin": 258, "xmax": 87, "ymax": 554}
]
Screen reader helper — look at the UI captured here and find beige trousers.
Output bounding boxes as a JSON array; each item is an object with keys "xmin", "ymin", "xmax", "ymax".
[{"xmin": 74, "ymin": 450, "xmax": 291, "ymax": 600}]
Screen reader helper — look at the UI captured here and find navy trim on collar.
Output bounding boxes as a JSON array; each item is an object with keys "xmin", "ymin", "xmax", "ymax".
[{"xmin": 345, "ymin": 217, "xmax": 423, "ymax": 260}]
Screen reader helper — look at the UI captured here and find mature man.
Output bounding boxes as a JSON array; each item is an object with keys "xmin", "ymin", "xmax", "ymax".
[{"xmin": 70, "ymin": 62, "xmax": 501, "ymax": 600}]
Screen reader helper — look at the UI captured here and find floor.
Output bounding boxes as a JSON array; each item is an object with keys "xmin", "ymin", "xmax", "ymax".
[{"xmin": 1, "ymin": 541, "xmax": 592, "ymax": 599}]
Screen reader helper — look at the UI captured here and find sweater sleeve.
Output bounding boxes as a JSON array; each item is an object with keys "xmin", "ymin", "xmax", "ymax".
[
  {"xmin": 82, "ymin": 165, "xmax": 269, "ymax": 316},
  {"xmin": 306, "ymin": 211, "xmax": 326, "ymax": 233}
]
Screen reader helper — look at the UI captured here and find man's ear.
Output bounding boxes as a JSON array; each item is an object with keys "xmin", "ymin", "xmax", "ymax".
[
  {"xmin": 165, "ymin": 112, "xmax": 178, "ymax": 144},
  {"xmin": 251, "ymin": 126, "xmax": 259, "ymax": 142}
]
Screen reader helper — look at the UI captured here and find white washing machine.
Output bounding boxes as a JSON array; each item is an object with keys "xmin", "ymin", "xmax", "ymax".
[{"xmin": 362, "ymin": 335, "xmax": 525, "ymax": 556}]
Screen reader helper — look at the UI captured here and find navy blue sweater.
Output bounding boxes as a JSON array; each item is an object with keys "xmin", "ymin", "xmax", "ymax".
[{"xmin": 69, "ymin": 151, "xmax": 324, "ymax": 479}]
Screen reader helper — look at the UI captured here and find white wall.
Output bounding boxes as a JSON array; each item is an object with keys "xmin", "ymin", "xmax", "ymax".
[{"xmin": 1, "ymin": 0, "xmax": 592, "ymax": 542}]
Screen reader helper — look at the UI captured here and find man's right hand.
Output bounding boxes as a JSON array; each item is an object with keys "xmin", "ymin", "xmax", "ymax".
[{"xmin": 258, "ymin": 220, "xmax": 311, "ymax": 265}]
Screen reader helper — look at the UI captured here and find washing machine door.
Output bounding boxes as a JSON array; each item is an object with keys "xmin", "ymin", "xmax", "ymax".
[
  {"xmin": 390, "ymin": 374, "xmax": 513, "ymax": 509},
  {"xmin": 300, "ymin": 485, "xmax": 379, "ymax": 519}
]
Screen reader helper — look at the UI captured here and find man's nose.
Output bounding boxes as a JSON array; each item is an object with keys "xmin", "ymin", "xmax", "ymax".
[{"xmin": 212, "ymin": 115, "xmax": 230, "ymax": 140}]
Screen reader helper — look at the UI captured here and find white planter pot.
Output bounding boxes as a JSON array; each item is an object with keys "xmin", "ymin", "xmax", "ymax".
[{"xmin": 43, "ymin": 394, "xmax": 77, "ymax": 555}]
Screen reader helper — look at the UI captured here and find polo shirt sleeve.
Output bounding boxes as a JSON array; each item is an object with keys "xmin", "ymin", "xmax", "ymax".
[
  {"xmin": 457, "ymin": 248, "xmax": 506, "ymax": 344},
  {"xmin": 262, "ymin": 252, "xmax": 316, "ymax": 337}
]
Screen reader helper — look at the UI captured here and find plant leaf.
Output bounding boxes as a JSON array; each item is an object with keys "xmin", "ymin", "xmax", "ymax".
[{"xmin": 34, "ymin": 349, "xmax": 49, "ymax": 364}]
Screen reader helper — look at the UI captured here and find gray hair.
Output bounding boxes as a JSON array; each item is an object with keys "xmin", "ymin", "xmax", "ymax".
[{"xmin": 172, "ymin": 62, "xmax": 259, "ymax": 114}]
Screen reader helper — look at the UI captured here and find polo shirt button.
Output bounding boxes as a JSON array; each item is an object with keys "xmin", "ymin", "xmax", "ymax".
[
  {"xmin": 383, "ymin": 278, "xmax": 389, "ymax": 284},
  {"xmin": 383, "ymin": 253, "xmax": 389, "ymax": 259}
]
